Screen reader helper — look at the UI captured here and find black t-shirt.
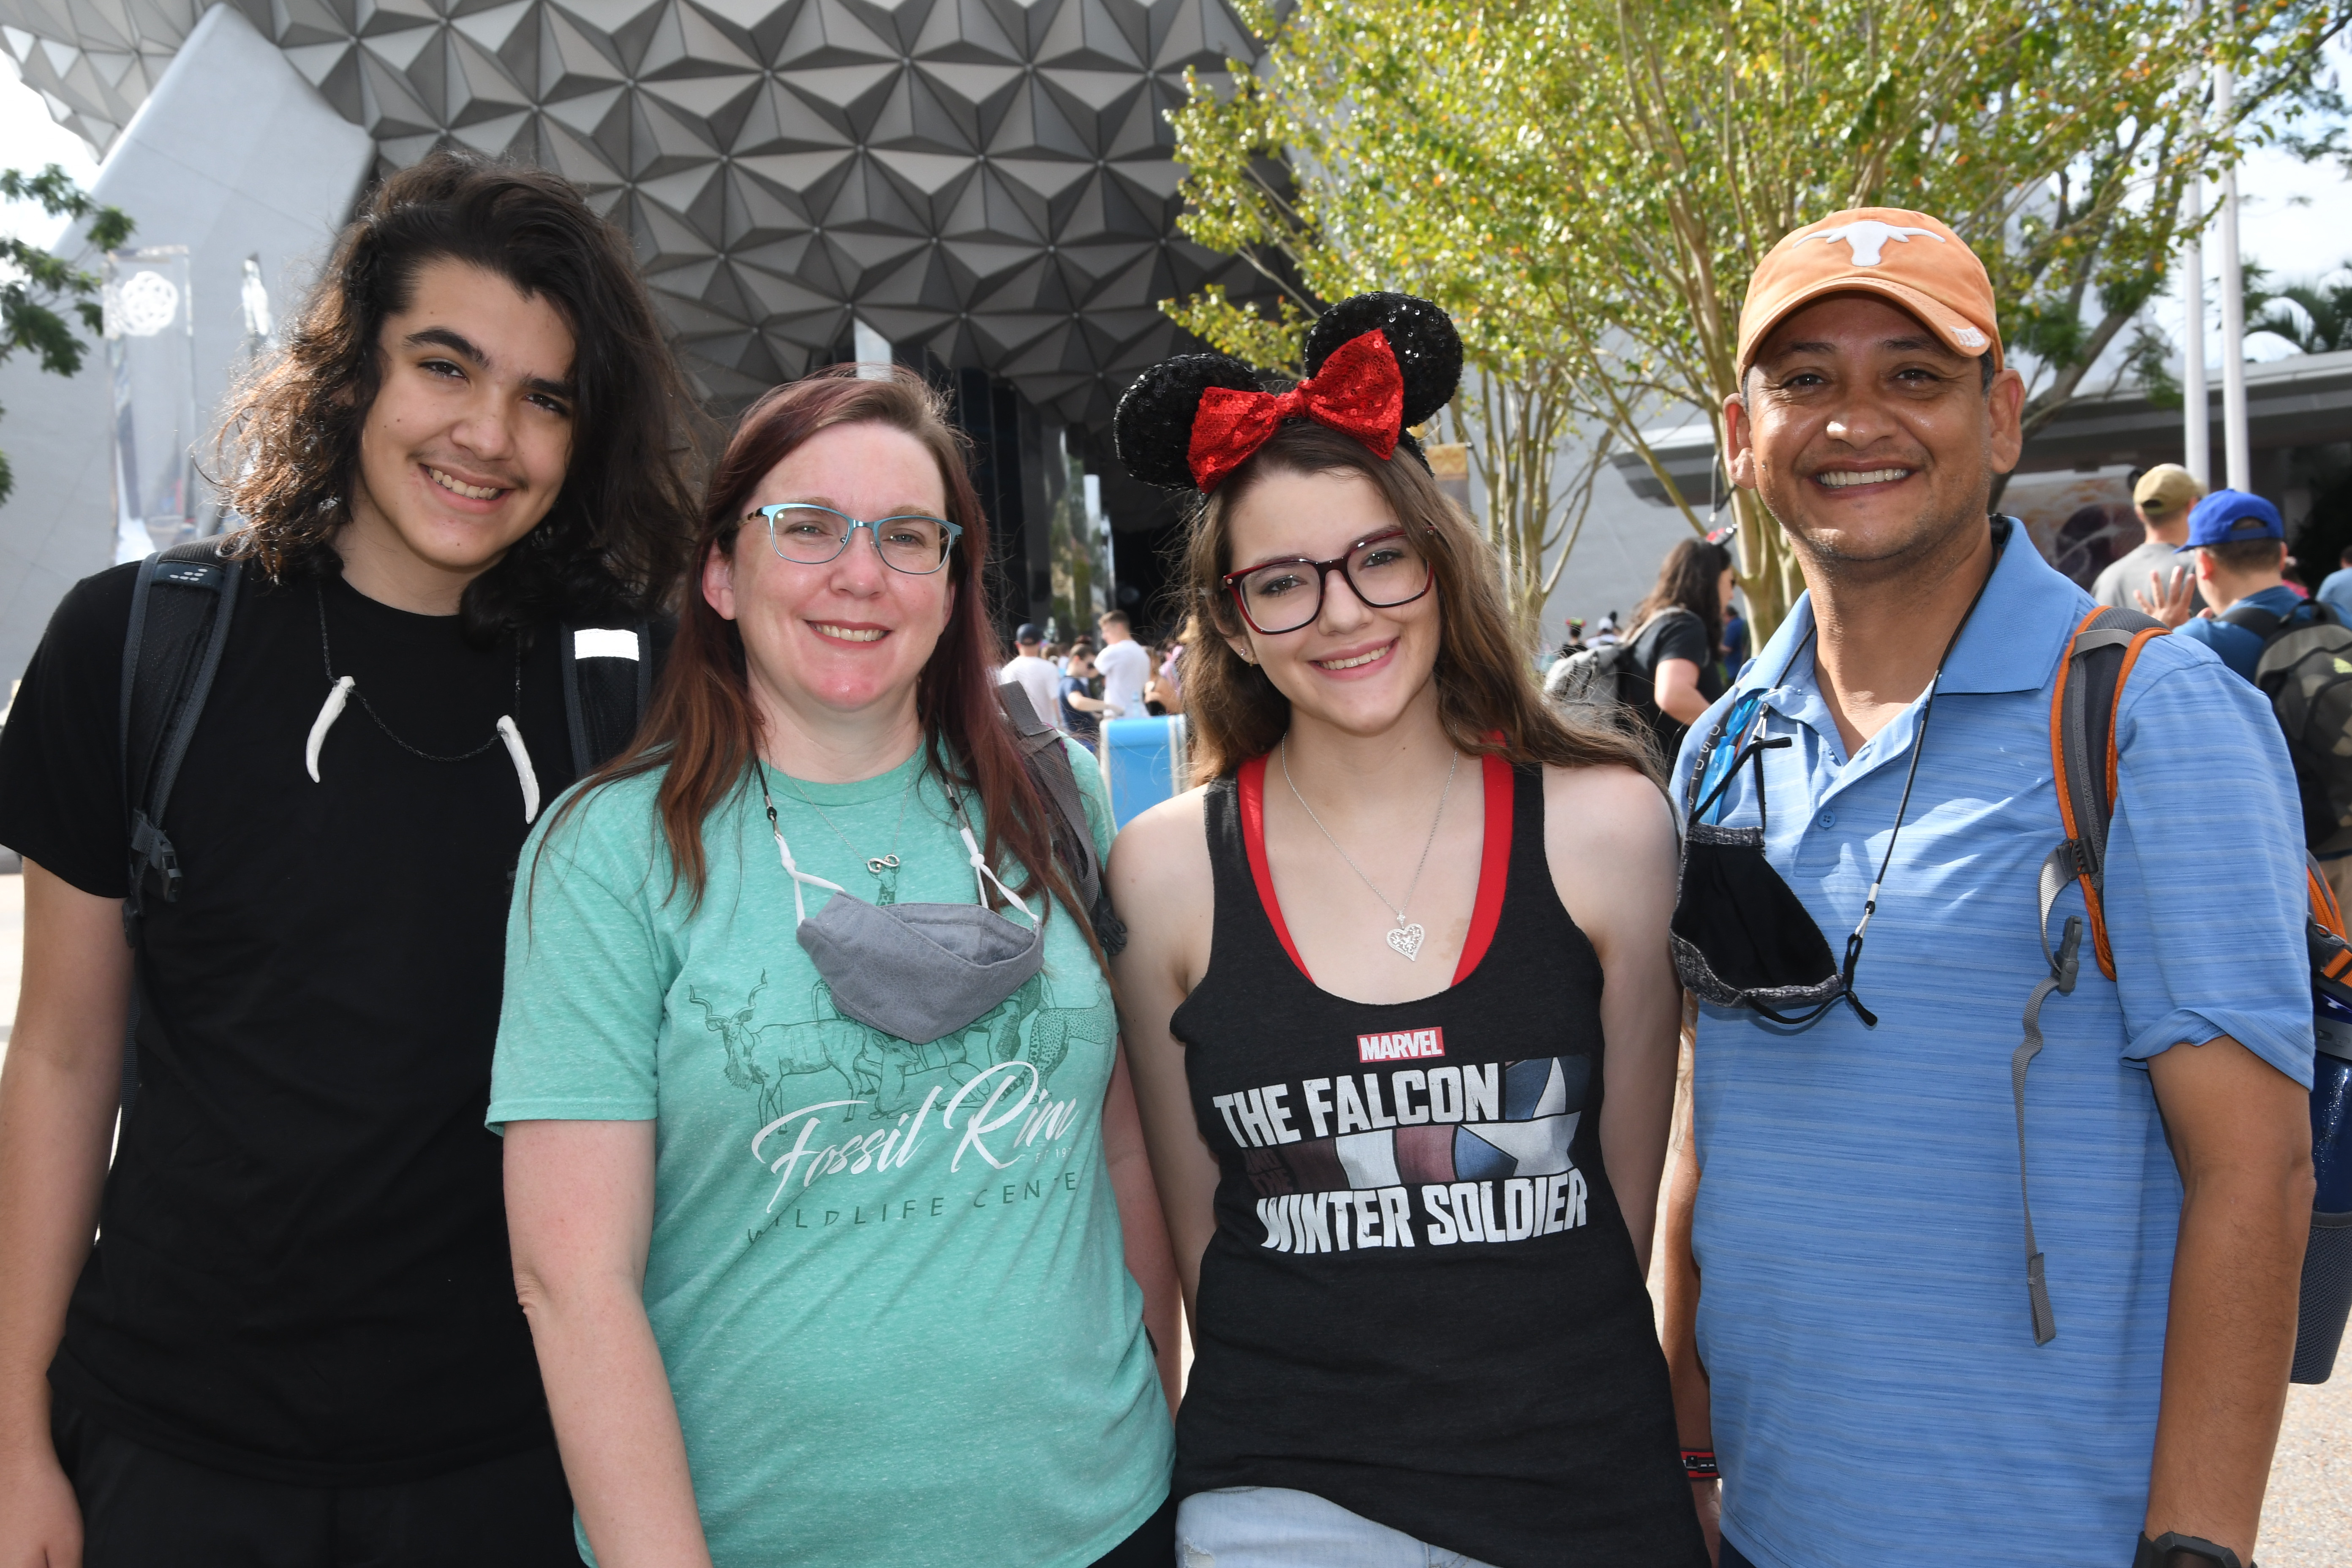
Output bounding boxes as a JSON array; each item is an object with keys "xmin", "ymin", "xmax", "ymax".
[
  {"xmin": 0, "ymin": 563, "xmax": 580, "ymax": 1484},
  {"xmin": 1625, "ymin": 607, "xmax": 1725, "ymax": 761}
]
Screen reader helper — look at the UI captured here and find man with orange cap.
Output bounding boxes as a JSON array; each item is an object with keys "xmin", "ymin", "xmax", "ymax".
[{"xmin": 1659, "ymin": 210, "xmax": 2313, "ymax": 1568}]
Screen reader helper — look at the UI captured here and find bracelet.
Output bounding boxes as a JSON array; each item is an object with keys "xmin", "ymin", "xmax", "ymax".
[
  {"xmin": 1680, "ymin": 1449, "xmax": 1719, "ymax": 1481},
  {"xmin": 2135, "ymin": 1532, "xmax": 2252, "ymax": 1568}
]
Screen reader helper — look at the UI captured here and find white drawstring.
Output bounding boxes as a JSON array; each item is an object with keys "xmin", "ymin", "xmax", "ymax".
[
  {"xmin": 958, "ymin": 822, "xmax": 1035, "ymax": 923},
  {"xmin": 768, "ymin": 819, "xmax": 847, "ymax": 926}
]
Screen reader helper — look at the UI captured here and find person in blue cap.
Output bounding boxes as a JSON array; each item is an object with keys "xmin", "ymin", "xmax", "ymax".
[{"xmin": 2170, "ymin": 489, "xmax": 2313, "ymax": 682}]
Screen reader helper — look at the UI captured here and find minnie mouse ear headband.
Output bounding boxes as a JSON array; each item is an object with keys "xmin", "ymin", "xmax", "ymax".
[{"xmin": 1114, "ymin": 292, "xmax": 1464, "ymax": 493}]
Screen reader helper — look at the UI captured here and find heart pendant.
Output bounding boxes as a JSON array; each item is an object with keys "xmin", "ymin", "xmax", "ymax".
[{"xmin": 1386, "ymin": 923, "xmax": 1426, "ymax": 961}]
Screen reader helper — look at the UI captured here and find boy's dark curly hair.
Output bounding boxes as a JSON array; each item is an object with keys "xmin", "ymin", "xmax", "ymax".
[{"xmin": 219, "ymin": 150, "xmax": 700, "ymax": 639}]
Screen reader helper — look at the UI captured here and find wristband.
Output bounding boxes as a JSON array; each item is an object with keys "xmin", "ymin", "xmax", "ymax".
[
  {"xmin": 2135, "ymin": 1533, "xmax": 2251, "ymax": 1568},
  {"xmin": 1680, "ymin": 1449, "xmax": 1719, "ymax": 1481}
]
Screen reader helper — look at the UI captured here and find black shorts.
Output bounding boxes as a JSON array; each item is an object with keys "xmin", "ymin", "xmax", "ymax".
[{"xmin": 52, "ymin": 1395, "xmax": 579, "ymax": 1568}]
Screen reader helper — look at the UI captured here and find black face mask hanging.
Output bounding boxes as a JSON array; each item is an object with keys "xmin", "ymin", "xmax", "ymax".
[{"xmin": 1669, "ymin": 547, "xmax": 1998, "ymax": 1029}]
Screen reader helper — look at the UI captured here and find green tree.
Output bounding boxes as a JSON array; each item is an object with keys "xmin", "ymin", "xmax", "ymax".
[
  {"xmin": 1, "ymin": 164, "xmax": 133, "ymax": 506},
  {"xmin": 2247, "ymin": 259, "xmax": 2352, "ymax": 354},
  {"xmin": 1168, "ymin": 0, "xmax": 2347, "ymax": 643}
]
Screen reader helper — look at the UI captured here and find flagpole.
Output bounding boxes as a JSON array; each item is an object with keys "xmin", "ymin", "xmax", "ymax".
[{"xmin": 2215, "ymin": 55, "xmax": 2251, "ymax": 490}]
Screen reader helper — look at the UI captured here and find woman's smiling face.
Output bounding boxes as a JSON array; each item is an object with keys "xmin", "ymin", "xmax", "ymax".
[
  {"xmin": 1221, "ymin": 465, "xmax": 1442, "ymax": 738},
  {"xmin": 704, "ymin": 420, "xmax": 956, "ymax": 726}
]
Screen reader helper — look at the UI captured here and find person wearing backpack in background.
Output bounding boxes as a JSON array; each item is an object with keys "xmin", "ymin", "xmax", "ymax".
[
  {"xmin": 0, "ymin": 152, "xmax": 699, "ymax": 1567},
  {"xmin": 2094, "ymin": 464, "xmax": 2206, "ymax": 621},
  {"xmin": 1660, "ymin": 208, "xmax": 2313, "ymax": 1568},
  {"xmin": 1548, "ymin": 540, "xmax": 1734, "ymax": 767},
  {"xmin": 2170, "ymin": 489, "xmax": 2352, "ymax": 914}
]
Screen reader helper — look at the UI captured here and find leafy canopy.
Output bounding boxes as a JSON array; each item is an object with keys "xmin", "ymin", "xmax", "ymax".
[{"xmin": 1, "ymin": 164, "xmax": 134, "ymax": 506}]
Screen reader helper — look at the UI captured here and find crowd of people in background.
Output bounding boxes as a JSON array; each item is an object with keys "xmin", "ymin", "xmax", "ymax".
[
  {"xmin": 0, "ymin": 155, "xmax": 2334, "ymax": 1568},
  {"xmin": 1001, "ymin": 611, "xmax": 1189, "ymax": 754}
]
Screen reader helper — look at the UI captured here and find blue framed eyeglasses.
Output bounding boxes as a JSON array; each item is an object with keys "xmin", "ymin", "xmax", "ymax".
[{"xmin": 748, "ymin": 503, "xmax": 963, "ymax": 575}]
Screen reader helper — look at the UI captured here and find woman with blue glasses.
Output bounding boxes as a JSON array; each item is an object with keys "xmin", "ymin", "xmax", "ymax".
[{"xmin": 490, "ymin": 365, "xmax": 1181, "ymax": 1568}]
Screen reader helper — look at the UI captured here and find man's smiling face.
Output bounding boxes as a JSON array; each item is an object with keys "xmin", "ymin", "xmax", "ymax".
[{"xmin": 1727, "ymin": 293, "xmax": 2024, "ymax": 575}]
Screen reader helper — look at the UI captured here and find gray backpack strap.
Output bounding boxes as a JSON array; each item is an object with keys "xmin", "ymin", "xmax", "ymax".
[
  {"xmin": 2014, "ymin": 604, "xmax": 2164, "ymax": 1345},
  {"xmin": 998, "ymin": 681, "xmax": 1126, "ymax": 955},
  {"xmin": 120, "ymin": 541, "xmax": 245, "ymax": 946}
]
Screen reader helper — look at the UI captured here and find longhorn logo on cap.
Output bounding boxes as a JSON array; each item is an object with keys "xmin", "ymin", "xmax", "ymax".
[{"xmin": 1800, "ymin": 219, "xmax": 1943, "ymax": 267}]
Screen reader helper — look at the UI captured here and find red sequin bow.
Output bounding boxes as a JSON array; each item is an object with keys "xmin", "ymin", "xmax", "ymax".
[{"xmin": 1186, "ymin": 329, "xmax": 1404, "ymax": 491}]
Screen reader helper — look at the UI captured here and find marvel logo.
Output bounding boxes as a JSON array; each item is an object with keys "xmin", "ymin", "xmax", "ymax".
[{"xmin": 1357, "ymin": 1027, "xmax": 1445, "ymax": 1062}]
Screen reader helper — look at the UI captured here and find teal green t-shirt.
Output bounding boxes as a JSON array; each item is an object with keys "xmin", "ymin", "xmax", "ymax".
[{"xmin": 490, "ymin": 740, "xmax": 1171, "ymax": 1567}]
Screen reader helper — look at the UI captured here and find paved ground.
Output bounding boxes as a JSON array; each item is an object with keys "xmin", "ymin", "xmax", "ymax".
[{"xmin": 2262, "ymin": 1333, "xmax": 2350, "ymax": 1567}]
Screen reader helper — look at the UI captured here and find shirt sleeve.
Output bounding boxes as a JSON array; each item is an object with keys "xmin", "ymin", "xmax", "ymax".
[
  {"xmin": 488, "ymin": 786, "xmax": 675, "ymax": 1128},
  {"xmin": 1645, "ymin": 610, "xmax": 1712, "ymax": 672},
  {"xmin": 2101, "ymin": 640, "xmax": 2313, "ymax": 1086},
  {"xmin": 0, "ymin": 564, "xmax": 142, "ymax": 896}
]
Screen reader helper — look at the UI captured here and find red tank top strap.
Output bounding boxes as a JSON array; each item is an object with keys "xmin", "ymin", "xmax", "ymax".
[{"xmin": 1236, "ymin": 750, "xmax": 1514, "ymax": 987}]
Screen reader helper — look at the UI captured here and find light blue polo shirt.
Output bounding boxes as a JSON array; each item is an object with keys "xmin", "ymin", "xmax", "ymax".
[{"xmin": 1671, "ymin": 523, "xmax": 2312, "ymax": 1568}]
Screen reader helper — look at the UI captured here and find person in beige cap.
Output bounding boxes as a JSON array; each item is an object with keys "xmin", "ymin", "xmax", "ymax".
[
  {"xmin": 1659, "ymin": 207, "xmax": 2314, "ymax": 1568},
  {"xmin": 2093, "ymin": 463, "xmax": 2208, "ymax": 618}
]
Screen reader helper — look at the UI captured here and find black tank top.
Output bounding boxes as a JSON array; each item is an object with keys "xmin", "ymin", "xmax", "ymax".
[{"xmin": 1169, "ymin": 754, "xmax": 1706, "ymax": 1568}]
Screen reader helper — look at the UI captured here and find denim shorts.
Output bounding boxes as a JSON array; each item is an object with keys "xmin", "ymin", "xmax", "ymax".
[{"xmin": 1174, "ymin": 1486, "xmax": 1502, "ymax": 1568}]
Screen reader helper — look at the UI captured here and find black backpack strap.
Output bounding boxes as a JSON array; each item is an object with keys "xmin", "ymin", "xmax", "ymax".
[
  {"xmin": 997, "ymin": 681, "xmax": 1126, "ymax": 955},
  {"xmin": 120, "ymin": 542, "xmax": 245, "ymax": 946},
  {"xmin": 560, "ymin": 618, "xmax": 665, "ymax": 776},
  {"xmin": 2219, "ymin": 602, "xmax": 2287, "ymax": 640}
]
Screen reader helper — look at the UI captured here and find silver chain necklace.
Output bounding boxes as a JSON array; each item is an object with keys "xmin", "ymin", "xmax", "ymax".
[
  {"xmin": 1279, "ymin": 738, "xmax": 1458, "ymax": 961},
  {"xmin": 784, "ymin": 767, "xmax": 915, "ymax": 905}
]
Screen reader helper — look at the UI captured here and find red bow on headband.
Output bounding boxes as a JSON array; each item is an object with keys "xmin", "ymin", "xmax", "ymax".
[{"xmin": 1186, "ymin": 329, "xmax": 1404, "ymax": 491}]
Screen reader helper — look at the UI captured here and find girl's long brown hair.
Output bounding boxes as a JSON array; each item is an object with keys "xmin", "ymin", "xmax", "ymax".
[
  {"xmin": 1181, "ymin": 422, "xmax": 1654, "ymax": 783},
  {"xmin": 557, "ymin": 366, "xmax": 1095, "ymax": 958},
  {"xmin": 1629, "ymin": 536, "xmax": 1733, "ymax": 641}
]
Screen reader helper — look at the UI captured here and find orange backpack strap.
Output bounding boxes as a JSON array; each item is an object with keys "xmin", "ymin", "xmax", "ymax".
[
  {"xmin": 2047, "ymin": 607, "xmax": 2169, "ymax": 980},
  {"xmin": 2014, "ymin": 604, "xmax": 2166, "ymax": 1348}
]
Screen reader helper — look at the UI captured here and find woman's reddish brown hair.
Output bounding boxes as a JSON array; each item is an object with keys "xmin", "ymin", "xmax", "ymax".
[{"xmin": 557, "ymin": 365, "xmax": 1092, "ymax": 951}]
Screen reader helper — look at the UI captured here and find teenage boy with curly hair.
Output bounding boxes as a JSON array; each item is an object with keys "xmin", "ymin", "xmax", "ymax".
[{"xmin": 0, "ymin": 152, "xmax": 700, "ymax": 1565}]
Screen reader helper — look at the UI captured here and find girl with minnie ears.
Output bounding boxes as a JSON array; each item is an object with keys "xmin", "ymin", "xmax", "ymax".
[{"xmin": 1105, "ymin": 294, "xmax": 1712, "ymax": 1567}]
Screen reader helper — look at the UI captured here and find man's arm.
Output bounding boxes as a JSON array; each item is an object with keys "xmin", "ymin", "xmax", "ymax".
[
  {"xmin": 0, "ymin": 863, "xmax": 134, "ymax": 1567},
  {"xmin": 2143, "ymin": 1035, "xmax": 2313, "ymax": 1560}
]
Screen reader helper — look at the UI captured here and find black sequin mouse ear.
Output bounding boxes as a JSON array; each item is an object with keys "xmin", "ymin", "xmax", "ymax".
[
  {"xmin": 1114, "ymin": 353, "xmax": 1265, "ymax": 490},
  {"xmin": 1304, "ymin": 292, "xmax": 1462, "ymax": 430}
]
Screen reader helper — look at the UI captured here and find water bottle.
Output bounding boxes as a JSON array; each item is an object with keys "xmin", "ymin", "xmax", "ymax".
[{"xmin": 2291, "ymin": 988, "xmax": 2352, "ymax": 1383}]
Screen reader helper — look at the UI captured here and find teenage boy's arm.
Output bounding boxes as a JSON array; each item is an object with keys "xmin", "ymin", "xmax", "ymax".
[
  {"xmin": 506, "ymin": 1119, "xmax": 714, "ymax": 1568},
  {"xmin": 2143, "ymin": 1037, "xmax": 2311, "ymax": 1560},
  {"xmin": 0, "ymin": 863, "xmax": 133, "ymax": 1566}
]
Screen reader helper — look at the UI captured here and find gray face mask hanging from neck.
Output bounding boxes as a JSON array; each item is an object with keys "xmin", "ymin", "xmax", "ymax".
[{"xmin": 759, "ymin": 768, "xmax": 1044, "ymax": 1045}]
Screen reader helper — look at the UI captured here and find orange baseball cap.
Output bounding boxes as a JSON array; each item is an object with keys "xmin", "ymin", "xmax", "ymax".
[{"xmin": 1737, "ymin": 207, "xmax": 2001, "ymax": 375}]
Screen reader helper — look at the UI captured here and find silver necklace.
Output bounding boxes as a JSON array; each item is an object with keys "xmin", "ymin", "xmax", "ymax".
[
  {"xmin": 1279, "ymin": 739, "xmax": 1458, "ymax": 961},
  {"xmin": 784, "ymin": 766, "xmax": 915, "ymax": 905}
]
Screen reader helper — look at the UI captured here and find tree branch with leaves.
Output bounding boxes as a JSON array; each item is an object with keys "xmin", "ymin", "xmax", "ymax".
[{"xmin": 1, "ymin": 164, "xmax": 133, "ymax": 506}]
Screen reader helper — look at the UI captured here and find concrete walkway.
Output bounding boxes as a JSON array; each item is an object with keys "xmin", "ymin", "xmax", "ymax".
[{"xmin": 2263, "ymin": 1333, "xmax": 2349, "ymax": 1567}]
